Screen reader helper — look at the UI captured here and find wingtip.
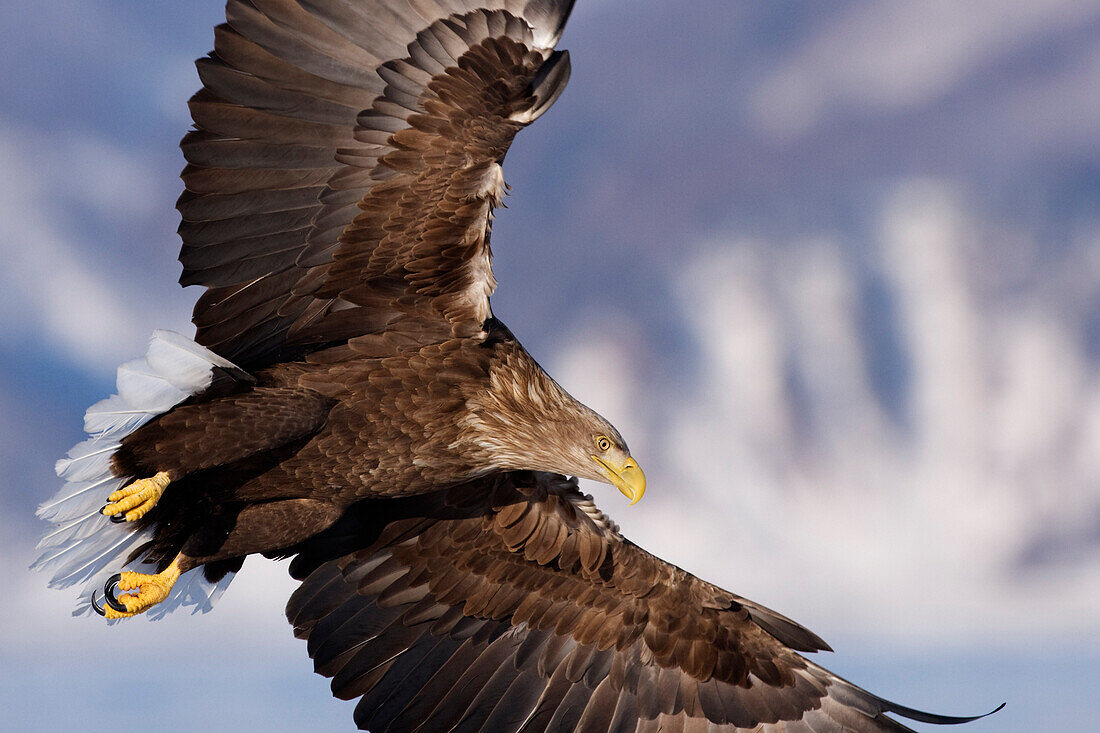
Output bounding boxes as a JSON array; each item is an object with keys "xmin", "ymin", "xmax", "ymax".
[
  {"xmin": 880, "ymin": 696, "xmax": 1006, "ymax": 725},
  {"xmin": 524, "ymin": 0, "xmax": 578, "ymax": 47}
]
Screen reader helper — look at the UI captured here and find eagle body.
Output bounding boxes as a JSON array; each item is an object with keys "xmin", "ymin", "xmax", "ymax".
[
  {"xmin": 34, "ymin": 1, "xmax": 999, "ymax": 729},
  {"xmin": 111, "ymin": 319, "xmax": 626, "ymax": 573}
]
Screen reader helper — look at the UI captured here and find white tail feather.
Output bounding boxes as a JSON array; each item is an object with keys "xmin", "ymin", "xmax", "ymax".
[
  {"xmin": 83, "ymin": 399, "xmax": 157, "ymax": 438},
  {"xmin": 55, "ymin": 440, "xmax": 121, "ymax": 482},
  {"xmin": 39, "ymin": 520, "xmax": 145, "ymax": 587},
  {"xmin": 36, "ymin": 475, "xmax": 117, "ymax": 522},
  {"xmin": 34, "ymin": 330, "xmax": 247, "ymax": 618},
  {"xmin": 117, "ymin": 357, "xmax": 190, "ymax": 406},
  {"xmin": 147, "ymin": 329, "xmax": 243, "ymax": 389}
]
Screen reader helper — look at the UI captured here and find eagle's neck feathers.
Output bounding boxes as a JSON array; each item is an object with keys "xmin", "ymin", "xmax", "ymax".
[{"xmin": 458, "ymin": 346, "xmax": 610, "ymax": 482}]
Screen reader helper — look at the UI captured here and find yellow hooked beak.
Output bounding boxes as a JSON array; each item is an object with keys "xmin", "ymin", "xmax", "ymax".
[{"xmin": 591, "ymin": 455, "xmax": 646, "ymax": 505}]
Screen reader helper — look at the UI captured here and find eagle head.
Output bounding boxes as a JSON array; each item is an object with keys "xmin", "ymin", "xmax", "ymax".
[{"xmin": 464, "ymin": 357, "xmax": 646, "ymax": 504}]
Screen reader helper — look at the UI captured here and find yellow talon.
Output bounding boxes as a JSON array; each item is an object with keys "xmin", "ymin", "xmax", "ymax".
[
  {"xmin": 102, "ymin": 471, "xmax": 170, "ymax": 522},
  {"xmin": 101, "ymin": 557, "xmax": 182, "ymax": 619}
]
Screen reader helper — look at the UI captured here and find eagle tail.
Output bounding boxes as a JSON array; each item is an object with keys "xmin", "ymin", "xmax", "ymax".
[{"xmin": 32, "ymin": 330, "xmax": 244, "ymax": 618}]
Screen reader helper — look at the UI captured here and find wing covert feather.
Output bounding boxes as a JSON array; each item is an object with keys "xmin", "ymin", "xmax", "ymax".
[
  {"xmin": 180, "ymin": 1, "xmax": 576, "ymax": 367},
  {"xmin": 286, "ymin": 473, "xmax": 996, "ymax": 731}
]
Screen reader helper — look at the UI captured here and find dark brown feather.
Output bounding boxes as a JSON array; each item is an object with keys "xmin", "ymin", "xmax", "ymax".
[
  {"xmin": 43, "ymin": 4, "xmax": 999, "ymax": 732},
  {"xmin": 180, "ymin": 1, "xmax": 576, "ymax": 368},
  {"xmin": 283, "ymin": 472, "xmax": 995, "ymax": 732}
]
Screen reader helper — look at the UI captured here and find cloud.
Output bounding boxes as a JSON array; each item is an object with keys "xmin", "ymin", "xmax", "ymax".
[
  {"xmin": 750, "ymin": 0, "xmax": 1100, "ymax": 138},
  {"xmin": 0, "ymin": 122, "xmax": 190, "ymax": 377},
  {"xmin": 991, "ymin": 37, "xmax": 1100, "ymax": 155},
  {"xmin": 4, "ymin": 4, "xmax": 1098, "ymax": 730},
  {"xmin": 3, "ymin": 537, "xmax": 300, "ymax": 660},
  {"xmin": 552, "ymin": 178, "xmax": 1100, "ymax": 648}
]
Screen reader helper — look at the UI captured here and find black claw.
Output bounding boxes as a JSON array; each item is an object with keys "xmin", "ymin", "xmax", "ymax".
[
  {"xmin": 90, "ymin": 590, "xmax": 106, "ymax": 617},
  {"xmin": 103, "ymin": 574, "xmax": 128, "ymax": 614},
  {"xmin": 108, "ymin": 510, "xmax": 127, "ymax": 524}
]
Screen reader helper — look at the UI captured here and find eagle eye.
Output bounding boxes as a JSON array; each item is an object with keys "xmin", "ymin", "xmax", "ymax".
[{"xmin": 595, "ymin": 435, "xmax": 612, "ymax": 452}]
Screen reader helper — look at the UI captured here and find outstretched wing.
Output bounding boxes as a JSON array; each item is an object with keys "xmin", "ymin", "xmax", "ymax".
[
  {"xmin": 180, "ymin": 1, "xmax": 575, "ymax": 368},
  {"xmin": 286, "ymin": 473, "xmax": 998, "ymax": 732}
]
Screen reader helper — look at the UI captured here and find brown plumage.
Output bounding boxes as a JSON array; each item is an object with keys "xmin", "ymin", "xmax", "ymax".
[
  {"xmin": 114, "ymin": 323, "xmax": 634, "ymax": 572},
  {"xmin": 34, "ymin": 0, "xmax": 1001, "ymax": 730},
  {"xmin": 105, "ymin": 0, "xmax": 641, "ymax": 581},
  {"xmin": 285, "ymin": 473, "xmax": 996, "ymax": 732}
]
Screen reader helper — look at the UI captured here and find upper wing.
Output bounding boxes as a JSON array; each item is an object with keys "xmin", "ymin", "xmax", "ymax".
[
  {"xmin": 180, "ymin": 1, "xmax": 575, "ymax": 368},
  {"xmin": 285, "ymin": 473, "xmax": 998, "ymax": 732}
]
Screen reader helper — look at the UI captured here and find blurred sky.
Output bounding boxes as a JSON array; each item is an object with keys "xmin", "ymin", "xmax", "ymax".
[{"xmin": 3, "ymin": 1, "xmax": 1100, "ymax": 730}]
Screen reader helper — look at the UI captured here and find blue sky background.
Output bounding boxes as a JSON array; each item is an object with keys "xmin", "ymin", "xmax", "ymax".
[{"xmin": 3, "ymin": 1, "xmax": 1099, "ymax": 730}]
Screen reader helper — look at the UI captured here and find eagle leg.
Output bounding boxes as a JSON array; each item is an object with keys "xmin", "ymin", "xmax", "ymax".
[
  {"xmin": 91, "ymin": 555, "xmax": 183, "ymax": 620},
  {"xmin": 101, "ymin": 471, "xmax": 171, "ymax": 523}
]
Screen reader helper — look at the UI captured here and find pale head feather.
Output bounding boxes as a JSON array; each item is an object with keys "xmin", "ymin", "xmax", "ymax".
[{"xmin": 461, "ymin": 354, "xmax": 629, "ymax": 483}]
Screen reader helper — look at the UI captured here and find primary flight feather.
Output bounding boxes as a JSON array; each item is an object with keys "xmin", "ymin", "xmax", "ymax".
[{"xmin": 35, "ymin": 1, "xmax": 999, "ymax": 730}]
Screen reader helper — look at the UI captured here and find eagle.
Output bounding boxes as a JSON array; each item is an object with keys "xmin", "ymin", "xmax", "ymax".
[{"xmin": 34, "ymin": 1, "xmax": 999, "ymax": 730}]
